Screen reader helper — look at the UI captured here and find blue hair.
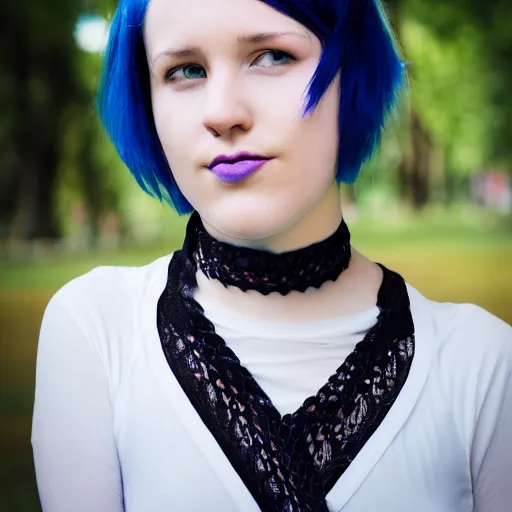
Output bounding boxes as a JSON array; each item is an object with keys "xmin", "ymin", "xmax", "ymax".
[{"xmin": 98, "ymin": 0, "xmax": 405, "ymax": 215}]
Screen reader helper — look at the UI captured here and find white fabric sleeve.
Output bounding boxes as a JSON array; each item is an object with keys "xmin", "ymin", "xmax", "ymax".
[
  {"xmin": 32, "ymin": 294, "xmax": 124, "ymax": 512},
  {"xmin": 470, "ymin": 315, "xmax": 512, "ymax": 512}
]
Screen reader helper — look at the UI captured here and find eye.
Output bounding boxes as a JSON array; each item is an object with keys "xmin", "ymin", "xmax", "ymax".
[
  {"xmin": 252, "ymin": 50, "xmax": 295, "ymax": 68},
  {"xmin": 164, "ymin": 64, "xmax": 206, "ymax": 83}
]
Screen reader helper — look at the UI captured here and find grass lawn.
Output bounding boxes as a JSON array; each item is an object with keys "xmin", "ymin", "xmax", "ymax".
[{"xmin": 1, "ymin": 214, "xmax": 511, "ymax": 511}]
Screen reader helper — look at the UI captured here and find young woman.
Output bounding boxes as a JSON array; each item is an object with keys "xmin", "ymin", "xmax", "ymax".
[{"xmin": 32, "ymin": 0, "xmax": 512, "ymax": 510}]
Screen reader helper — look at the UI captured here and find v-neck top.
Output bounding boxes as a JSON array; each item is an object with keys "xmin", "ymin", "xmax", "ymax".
[
  {"xmin": 203, "ymin": 301, "xmax": 380, "ymax": 416},
  {"xmin": 32, "ymin": 253, "xmax": 512, "ymax": 512}
]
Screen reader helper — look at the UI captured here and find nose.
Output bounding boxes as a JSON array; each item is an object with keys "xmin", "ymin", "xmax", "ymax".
[{"xmin": 202, "ymin": 71, "xmax": 253, "ymax": 138}]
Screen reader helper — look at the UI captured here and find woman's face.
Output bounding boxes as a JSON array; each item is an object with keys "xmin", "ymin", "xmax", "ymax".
[{"xmin": 145, "ymin": 0, "xmax": 341, "ymax": 249}]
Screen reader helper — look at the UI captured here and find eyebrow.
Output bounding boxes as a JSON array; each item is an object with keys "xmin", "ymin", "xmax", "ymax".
[
  {"xmin": 237, "ymin": 31, "xmax": 309, "ymax": 45},
  {"xmin": 150, "ymin": 31, "xmax": 309, "ymax": 68}
]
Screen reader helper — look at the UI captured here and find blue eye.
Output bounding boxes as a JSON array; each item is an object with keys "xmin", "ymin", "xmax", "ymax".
[
  {"xmin": 165, "ymin": 64, "xmax": 206, "ymax": 83},
  {"xmin": 253, "ymin": 50, "xmax": 294, "ymax": 68}
]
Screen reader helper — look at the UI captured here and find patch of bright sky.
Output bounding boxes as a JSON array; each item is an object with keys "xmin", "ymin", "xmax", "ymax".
[{"xmin": 74, "ymin": 14, "xmax": 110, "ymax": 53}]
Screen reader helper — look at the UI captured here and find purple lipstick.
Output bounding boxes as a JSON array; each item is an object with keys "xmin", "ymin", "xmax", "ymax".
[{"xmin": 208, "ymin": 152, "xmax": 272, "ymax": 184}]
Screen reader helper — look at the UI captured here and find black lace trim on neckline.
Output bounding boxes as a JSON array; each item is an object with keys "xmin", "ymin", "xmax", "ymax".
[
  {"xmin": 184, "ymin": 211, "xmax": 352, "ymax": 296},
  {"xmin": 157, "ymin": 248, "xmax": 415, "ymax": 511}
]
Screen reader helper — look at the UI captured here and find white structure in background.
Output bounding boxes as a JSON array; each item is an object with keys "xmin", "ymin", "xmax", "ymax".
[
  {"xmin": 470, "ymin": 170, "xmax": 512, "ymax": 214},
  {"xmin": 74, "ymin": 14, "xmax": 110, "ymax": 54}
]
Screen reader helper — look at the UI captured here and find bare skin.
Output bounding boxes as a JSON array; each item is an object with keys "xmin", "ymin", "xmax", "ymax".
[{"xmin": 194, "ymin": 248, "xmax": 383, "ymax": 323}]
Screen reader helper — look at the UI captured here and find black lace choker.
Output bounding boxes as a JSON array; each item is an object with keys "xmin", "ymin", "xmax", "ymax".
[{"xmin": 184, "ymin": 211, "xmax": 351, "ymax": 296}]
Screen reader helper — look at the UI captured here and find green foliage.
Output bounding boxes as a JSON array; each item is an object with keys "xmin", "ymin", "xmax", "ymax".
[
  {"xmin": 401, "ymin": 0, "xmax": 512, "ymax": 170},
  {"xmin": 402, "ymin": 19, "xmax": 493, "ymax": 174}
]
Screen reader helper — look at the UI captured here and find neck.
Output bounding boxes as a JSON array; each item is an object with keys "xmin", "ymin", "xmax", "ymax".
[
  {"xmin": 194, "ymin": 249, "xmax": 382, "ymax": 323},
  {"xmin": 191, "ymin": 185, "xmax": 383, "ymax": 322}
]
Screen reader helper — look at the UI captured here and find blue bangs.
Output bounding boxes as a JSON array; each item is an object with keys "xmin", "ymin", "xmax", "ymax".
[
  {"xmin": 264, "ymin": 0, "xmax": 405, "ymax": 183},
  {"xmin": 98, "ymin": 0, "xmax": 405, "ymax": 214}
]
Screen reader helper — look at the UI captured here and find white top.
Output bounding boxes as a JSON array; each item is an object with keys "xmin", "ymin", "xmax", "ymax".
[{"xmin": 32, "ymin": 254, "xmax": 512, "ymax": 512}]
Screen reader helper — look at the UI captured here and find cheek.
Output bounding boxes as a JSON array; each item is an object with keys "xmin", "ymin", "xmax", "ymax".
[
  {"xmin": 250, "ymin": 62, "xmax": 318, "ymax": 128},
  {"xmin": 151, "ymin": 92, "xmax": 208, "ymax": 206},
  {"xmin": 284, "ymin": 84, "xmax": 340, "ymax": 181},
  {"xmin": 308, "ymin": 100, "xmax": 339, "ymax": 162},
  {"xmin": 151, "ymin": 92, "xmax": 200, "ymax": 168}
]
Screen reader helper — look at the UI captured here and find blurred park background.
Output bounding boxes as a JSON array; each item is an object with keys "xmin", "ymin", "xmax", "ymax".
[{"xmin": 1, "ymin": 0, "xmax": 512, "ymax": 510}]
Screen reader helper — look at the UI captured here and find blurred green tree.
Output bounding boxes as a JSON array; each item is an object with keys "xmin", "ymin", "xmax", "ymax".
[
  {"xmin": 391, "ymin": 0, "xmax": 512, "ymax": 209},
  {"xmin": 1, "ymin": 0, "xmax": 86, "ymax": 240}
]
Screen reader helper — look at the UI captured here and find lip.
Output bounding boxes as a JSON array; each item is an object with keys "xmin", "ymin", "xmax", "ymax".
[
  {"xmin": 208, "ymin": 152, "xmax": 274, "ymax": 184},
  {"xmin": 208, "ymin": 152, "xmax": 271, "ymax": 169}
]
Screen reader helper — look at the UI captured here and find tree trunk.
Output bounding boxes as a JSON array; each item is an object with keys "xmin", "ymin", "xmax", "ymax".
[
  {"xmin": 409, "ymin": 109, "xmax": 432, "ymax": 210},
  {"xmin": 397, "ymin": 154, "xmax": 411, "ymax": 202},
  {"xmin": 8, "ymin": 33, "xmax": 74, "ymax": 241},
  {"xmin": 32, "ymin": 147, "xmax": 60, "ymax": 239}
]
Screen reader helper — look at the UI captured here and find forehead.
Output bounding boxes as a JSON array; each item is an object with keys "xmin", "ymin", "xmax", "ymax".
[{"xmin": 144, "ymin": 0, "xmax": 305, "ymax": 52}]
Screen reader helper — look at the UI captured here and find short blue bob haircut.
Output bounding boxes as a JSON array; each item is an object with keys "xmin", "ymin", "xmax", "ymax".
[{"xmin": 98, "ymin": 0, "xmax": 406, "ymax": 214}]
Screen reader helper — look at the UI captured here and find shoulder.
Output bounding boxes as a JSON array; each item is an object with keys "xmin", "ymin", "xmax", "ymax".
[
  {"xmin": 407, "ymin": 284, "xmax": 511, "ymax": 446},
  {"xmin": 48, "ymin": 253, "xmax": 173, "ymax": 317},
  {"xmin": 407, "ymin": 283, "xmax": 511, "ymax": 364},
  {"xmin": 408, "ymin": 284, "xmax": 512, "ymax": 430},
  {"xmin": 42, "ymin": 253, "xmax": 173, "ymax": 368},
  {"xmin": 427, "ymin": 297, "xmax": 511, "ymax": 370}
]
